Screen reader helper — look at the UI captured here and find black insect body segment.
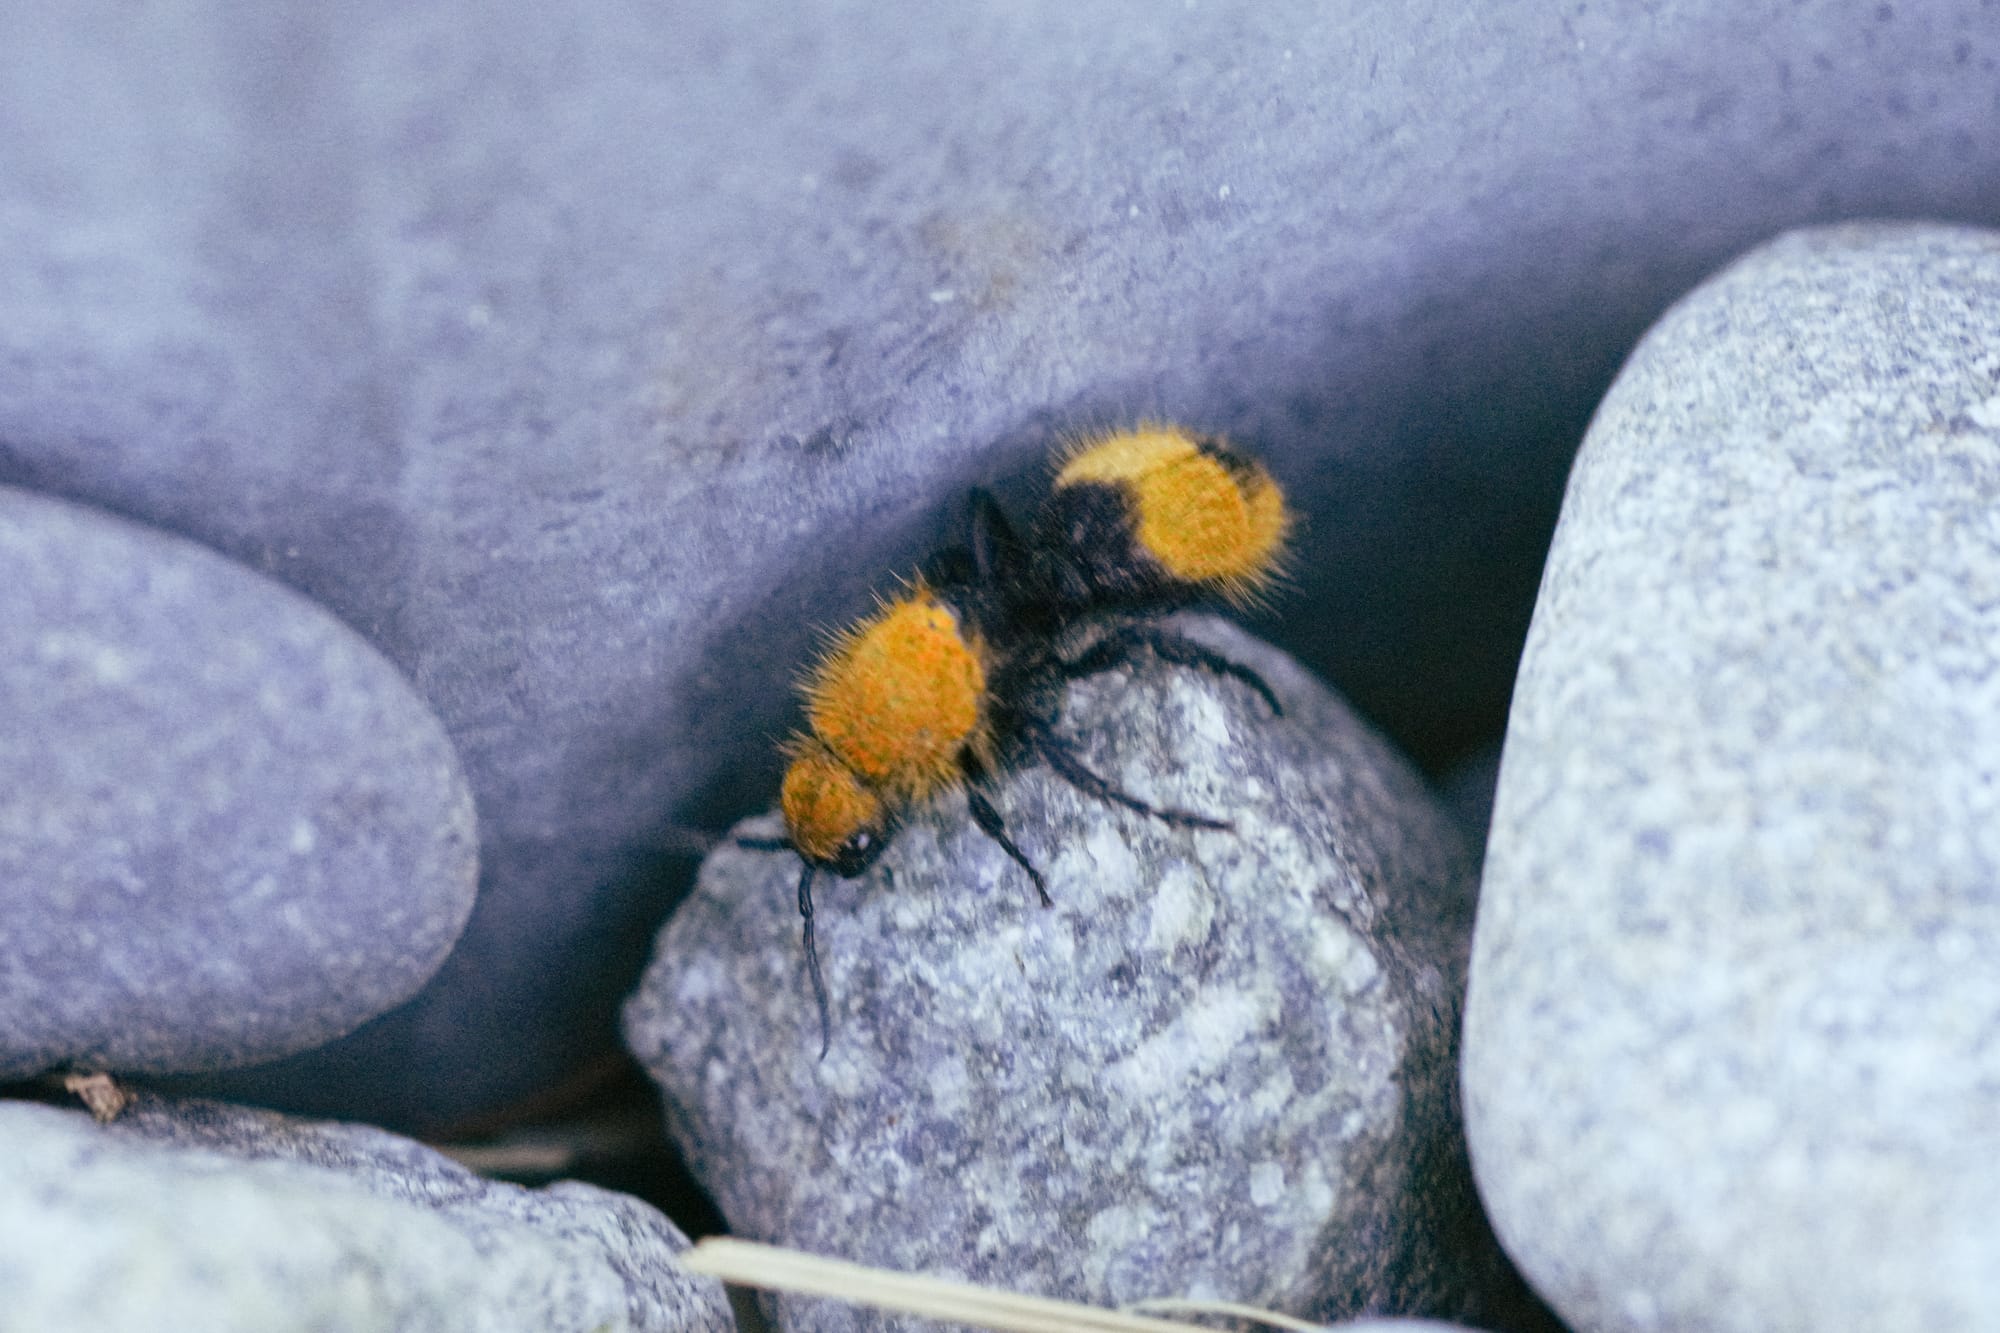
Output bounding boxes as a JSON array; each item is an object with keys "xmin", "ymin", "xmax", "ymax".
[{"xmin": 754, "ymin": 424, "xmax": 1292, "ymax": 1054}]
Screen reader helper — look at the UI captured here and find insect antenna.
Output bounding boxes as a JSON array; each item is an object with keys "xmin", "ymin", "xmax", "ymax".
[{"xmin": 797, "ymin": 864, "xmax": 832, "ymax": 1059}]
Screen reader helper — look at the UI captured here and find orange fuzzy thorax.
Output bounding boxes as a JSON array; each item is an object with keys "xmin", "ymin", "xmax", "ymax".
[
  {"xmin": 1056, "ymin": 425, "xmax": 1289, "ymax": 599},
  {"xmin": 802, "ymin": 589, "xmax": 988, "ymax": 801}
]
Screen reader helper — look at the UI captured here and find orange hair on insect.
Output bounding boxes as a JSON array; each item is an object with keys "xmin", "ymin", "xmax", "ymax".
[
  {"xmin": 799, "ymin": 585, "xmax": 993, "ymax": 802},
  {"xmin": 779, "ymin": 739, "xmax": 885, "ymax": 866},
  {"xmin": 1053, "ymin": 424, "xmax": 1291, "ymax": 606}
]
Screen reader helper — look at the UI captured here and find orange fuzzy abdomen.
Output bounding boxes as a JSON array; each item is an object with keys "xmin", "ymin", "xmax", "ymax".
[
  {"xmin": 1056, "ymin": 426, "xmax": 1288, "ymax": 597},
  {"xmin": 805, "ymin": 592, "xmax": 987, "ymax": 800}
]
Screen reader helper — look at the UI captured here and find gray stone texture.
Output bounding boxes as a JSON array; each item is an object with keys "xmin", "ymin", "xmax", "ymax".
[
  {"xmin": 1464, "ymin": 224, "xmax": 2000, "ymax": 1332},
  {"xmin": 627, "ymin": 621, "xmax": 1493, "ymax": 1329},
  {"xmin": 4, "ymin": 1, "xmax": 1998, "ymax": 1129},
  {"xmin": 0, "ymin": 487, "xmax": 477, "ymax": 1077},
  {"xmin": 0, "ymin": 1095, "xmax": 733, "ymax": 1332}
]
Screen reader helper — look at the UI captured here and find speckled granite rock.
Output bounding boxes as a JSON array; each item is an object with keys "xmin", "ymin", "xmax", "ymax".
[
  {"xmin": 8, "ymin": 2, "xmax": 1999, "ymax": 1130},
  {"xmin": 1464, "ymin": 223, "xmax": 2000, "ymax": 1332},
  {"xmin": 0, "ymin": 488, "xmax": 477, "ymax": 1078},
  {"xmin": 0, "ymin": 1095, "xmax": 731, "ymax": 1332},
  {"xmin": 627, "ymin": 620, "xmax": 1492, "ymax": 1329}
]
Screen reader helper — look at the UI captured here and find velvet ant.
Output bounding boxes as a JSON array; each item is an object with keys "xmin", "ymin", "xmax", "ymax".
[{"xmin": 743, "ymin": 425, "xmax": 1291, "ymax": 1053}]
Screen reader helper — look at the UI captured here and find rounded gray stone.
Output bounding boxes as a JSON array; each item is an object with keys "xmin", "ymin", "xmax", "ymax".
[
  {"xmin": 0, "ymin": 1095, "xmax": 731, "ymax": 1332},
  {"xmin": 626, "ymin": 620, "xmax": 1497, "ymax": 1329},
  {"xmin": 0, "ymin": 488, "xmax": 478, "ymax": 1076},
  {"xmin": 1464, "ymin": 223, "xmax": 2000, "ymax": 1332},
  {"xmin": 8, "ymin": 0, "xmax": 1999, "ymax": 1128}
]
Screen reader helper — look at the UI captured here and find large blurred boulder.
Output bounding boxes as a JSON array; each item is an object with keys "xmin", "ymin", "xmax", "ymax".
[
  {"xmin": 1465, "ymin": 224, "xmax": 2000, "ymax": 1331},
  {"xmin": 0, "ymin": 487, "xmax": 477, "ymax": 1079},
  {"xmin": 0, "ymin": 1095, "xmax": 732, "ymax": 1331}
]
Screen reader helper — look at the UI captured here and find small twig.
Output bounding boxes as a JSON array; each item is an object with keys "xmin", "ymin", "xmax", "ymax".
[
  {"xmin": 63, "ymin": 1072, "xmax": 131, "ymax": 1124},
  {"xmin": 1122, "ymin": 1297, "xmax": 1329, "ymax": 1331},
  {"xmin": 677, "ymin": 1237, "xmax": 1322, "ymax": 1333},
  {"xmin": 431, "ymin": 1141, "xmax": 580, "ymax": 1176}
]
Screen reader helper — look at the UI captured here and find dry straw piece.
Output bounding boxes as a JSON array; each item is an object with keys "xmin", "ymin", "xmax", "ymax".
[{"xmin": 677, "ymin": 1238, "xmax": 1328, "ymax": 1332}]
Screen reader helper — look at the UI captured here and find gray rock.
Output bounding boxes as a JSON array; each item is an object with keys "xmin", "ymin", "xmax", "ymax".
[
  {"xmin": 7, "ymin": 1, "xmax": 1999, "ymax": 1129},
  {"xmin": 627, "ymin": 619, "xmax": 1489, "ymax": 1328},
  {"xmin": 0, "ymin": 1095, "xmax": 731, "ymax": 1332},
  {"xmin": 0, "ymin": 488, "xmax": 477, "ymax": 1077},
  {"xmin": 1464, "ymin": 223, "xmax": 2000, "ymax": 1332}
]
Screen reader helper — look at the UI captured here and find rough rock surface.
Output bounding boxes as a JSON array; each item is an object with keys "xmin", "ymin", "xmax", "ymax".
[
  {"xmin": 1464, "ymin": 224, "xmax": 2000, "ymax": 1332},
  {"xmin": 628, "ymin": 620, "xmax": 1492, "ymax": 1329},
  {"xmin": 0, "ymin": 488, "xmax": 477, "ymax": 1077},
  {"xmin": 6, "ymin": 1, "xmax": 1996, "ymax": 1128},
  {"xmin": 0, "ymin": 1095, "xmax": 732, "ymax": 1332}
]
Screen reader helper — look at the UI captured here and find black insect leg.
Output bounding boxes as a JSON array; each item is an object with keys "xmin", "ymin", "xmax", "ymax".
[
  {"xmin": 966, "ymin": 487, "xmax": 1026, "ymax": 589},
  {"xmin": 961, "ymin": 750, "xmax": 1053, "ymax": 906},
  {"xmin": 1058, "ymin": 623, "xmax": 1283, "ymax": 716},
  {"xmin": 964, "ymin": 788, "xmax": 1053, "ymax": 907},
  {"xmin": 735, "ymin": 835, "xmax": 792, "ymax": 852},
  {"xmin": 796, "ymin": 865, "xmax": 832, "ymax": 1059},
  {"xmin": 1025, "ymin": 720, "xmax": 1231, "ymax": 831}
]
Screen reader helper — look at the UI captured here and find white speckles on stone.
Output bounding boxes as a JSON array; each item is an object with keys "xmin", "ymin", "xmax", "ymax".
[
  {"xmin": 1108, "ymin": 985, "xmax": 1270, "ymax": 1097},
  {"xmin": 669, "ymin": 956, "xmax": 727, "ymax": 1009},
  {"xmin": 1085, "ymin": 1201, "xmax": 1163, "ymax": 1260},
  {"xmin": 1248, "ymin": 1161, "xmax": 1285, "ymax": 1207},
  {"xmin": 1250, "ymin": 1067, "xmax": 1296, "ymax": 1118},
  {"xmin": 1074, "ymin": 823, "xmax": 1142, "ymax": 885},
  {"xmin": 1085, "ymin": 1200, "xmax": 1183, "ymax": 1303},
  {"xmin": 1310, "ymin": 917, "xmax": 1374, "ymax": 992},
  {"xmin": 1934, "ymin": 927, "xmax": 1976, "ymax": 965},
  {"xmin": 1144, "ymin": 870, "xmax": 1213, "ymax": 952},
  {"xmin": 1298, "ymin": 1161, "xmax": 1337, "ymax": 1219},
  {"xmin": 926, "ymin": 1054, "xmax": 971, "ymax": 1119},
  {"xmin": 37, "ymin": 631, "xmax": 142, "ymax": 685},
  {"xmin": 1968, "ymin": 392, "xmax": 2000, "ymax": 431}
]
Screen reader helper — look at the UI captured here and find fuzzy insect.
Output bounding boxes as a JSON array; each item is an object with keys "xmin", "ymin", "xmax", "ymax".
[{"xmin": 745, "ymin": 425, "xmax": 1291, "ymax": 1053}]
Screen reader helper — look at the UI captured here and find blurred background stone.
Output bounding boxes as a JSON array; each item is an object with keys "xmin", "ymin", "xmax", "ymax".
[
  {"xmin": 3, "ymin": 0, "xmax": 1997, "ymax": 1129},
  {"xmin": 0, "ymin": 1094, "xmax": 733, "ymax": 1332},
  {"xmin": 0, "ymin": 487, "xmax": 477, "ymax": 1078}
]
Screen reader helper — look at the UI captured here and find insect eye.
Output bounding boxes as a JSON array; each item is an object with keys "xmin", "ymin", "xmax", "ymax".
[{"xmin": 829, "ymin": 830, "xmax": 879, "ymax": 877}]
